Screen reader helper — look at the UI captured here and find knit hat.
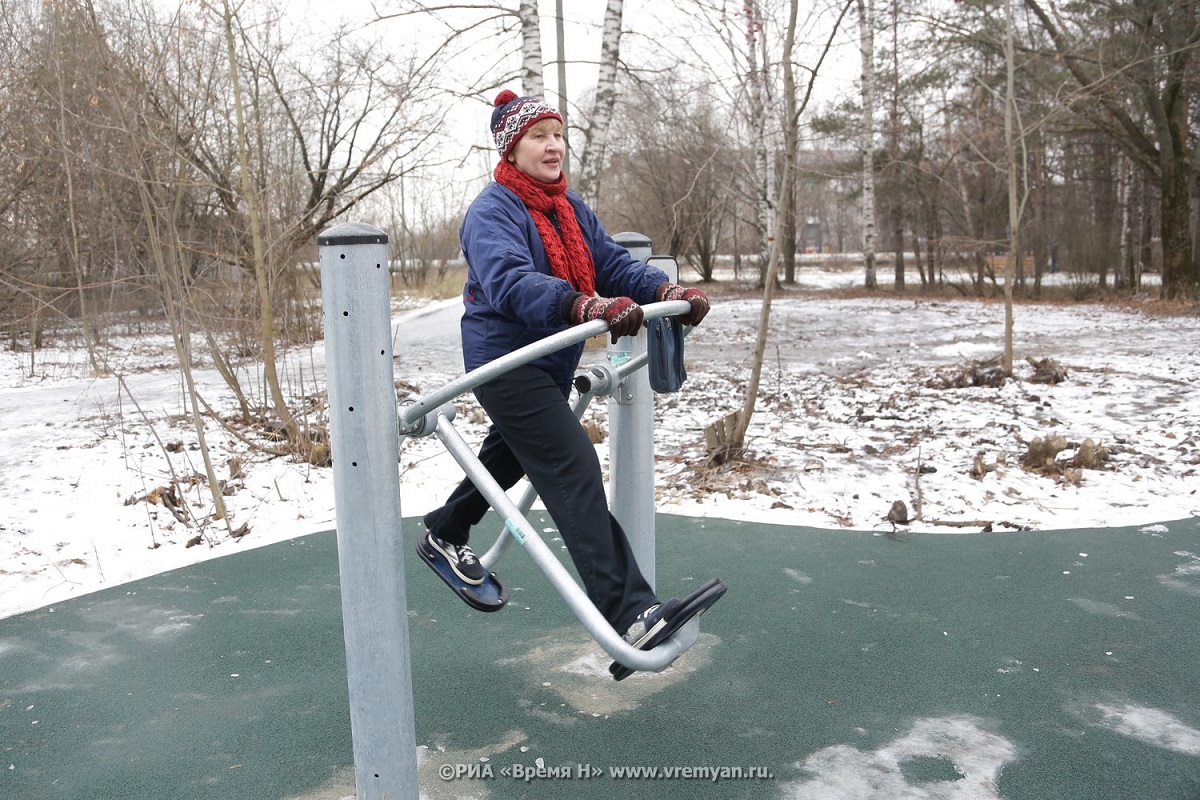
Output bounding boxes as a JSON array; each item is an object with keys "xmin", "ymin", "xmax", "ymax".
[{"xmin": 490, "ymin": 90, "xmax": 563, "ymax": 159}]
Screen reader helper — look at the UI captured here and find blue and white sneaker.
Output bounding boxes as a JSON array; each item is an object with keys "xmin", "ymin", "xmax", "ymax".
[
  {"xmin": 611, "ymin": 578, "xmax": 726, "ymax": 680},
  {"xmin": 428, "ymin": 535, "xmax": 486, "ymax": 586},
  {"xmin": 623, "ymin": 599, "xmax": 681, "ymax": 648}
]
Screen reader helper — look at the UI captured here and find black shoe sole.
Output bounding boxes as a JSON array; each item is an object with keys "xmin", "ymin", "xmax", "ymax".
[
  {"xmin": 416, "ymin": 532, "xmax": 508, "ymax": 612},
  {"xmin": 610, "ymin": 577, "xmax": 727, "ymax": 681}
]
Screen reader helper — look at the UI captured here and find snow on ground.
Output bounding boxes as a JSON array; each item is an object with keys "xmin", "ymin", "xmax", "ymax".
[{"xmin": 1, "ymin": 268, "xmax": 1197, "ymax": 619}]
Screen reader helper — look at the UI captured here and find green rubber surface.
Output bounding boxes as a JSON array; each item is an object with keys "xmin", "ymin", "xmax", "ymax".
[{"xmin": 2, "ymin": 514, "xmax": 1198, "ymax": 799}]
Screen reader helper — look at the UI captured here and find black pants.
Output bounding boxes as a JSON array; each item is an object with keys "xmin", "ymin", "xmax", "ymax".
[{"xmin": 422, "ymin": 365, "xmax": 656, "ymax": 633}]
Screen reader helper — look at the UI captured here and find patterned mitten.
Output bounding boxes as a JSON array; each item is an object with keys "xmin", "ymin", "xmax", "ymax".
[
  {"xmin": 570, "ymin": 295, "xmax": 645, "ymax": 343},
  {"xmin": 655, "ymin": 283, "xmax": 710, "ymax": 326}
]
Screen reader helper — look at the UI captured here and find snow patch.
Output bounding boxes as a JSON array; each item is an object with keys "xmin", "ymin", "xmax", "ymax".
[
  {"xmin": 1091, "ymin": 703, "xmax": 1200, "ymax": 756},
  {"xmin": 780, "ymin": 715, "xmax": 1017, "ymax": 798}
]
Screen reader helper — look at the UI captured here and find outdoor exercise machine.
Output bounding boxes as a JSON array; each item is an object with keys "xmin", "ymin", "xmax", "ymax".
[{"xmin": 318, "ymin": 222, "xmax": 711, "ymax": 800}]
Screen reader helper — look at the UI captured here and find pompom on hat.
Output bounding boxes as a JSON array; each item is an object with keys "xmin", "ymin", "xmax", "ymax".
[{"xmin": 490, "ymin": 89, "xmax": 563, "ymax": 159}]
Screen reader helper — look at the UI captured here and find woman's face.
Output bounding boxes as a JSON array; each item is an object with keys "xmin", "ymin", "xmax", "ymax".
[{"xmin": 508, "ymin": 118, "xmax": 565, "ymax": 183}]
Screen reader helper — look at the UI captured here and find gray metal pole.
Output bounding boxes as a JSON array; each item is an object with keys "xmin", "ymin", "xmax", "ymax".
[
  {"xmin": 318, "ymin": 222, "xmax": 419, "ymax": 800},
  {"xmin": 609, "ymin": 232, "xmax": 657, "ymax": 590}
]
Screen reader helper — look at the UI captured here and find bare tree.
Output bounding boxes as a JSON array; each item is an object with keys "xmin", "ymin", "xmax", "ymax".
[
  {"xmin": 374, "ymin": 0, "xmax": 542, "ymax": 97},
  {"xmin": 121, "ymin": 1, "xmax": 441, "ymax": 451},
  {"xmin": 719, "ymin": 0, "xmax": 854, "ymax": 460},
  {"xmin": 215, "ymin": 0, "xmax": 299, "ymax": 446},
  {"xmin": 858, "ymin": 0, "xmax": 878, "ymax": 289},
  {"xmin": 5, "ymin": 0, "xmax": 442, "ymax": 451},
  {"xmin": 1002, "ymin": 0, "xmax": 1020, "ymax": 373},
  {"xmin": 45, "ymin": 0, "xmax": 101, "ymax": 370},
  {"xmin": 54, "ymin": 0, "xmax": 237, "ymax": 536},
  {"xmin": 1022, "ymin": 0, "xmax": 1200, "ymax": 300},
  {"xmin": 1, "ymin": 0, "xmax": 138, "ymax": 368},
  {"xmin": 601, "ymin": 74, "xmax": 738, "ymax": 280}
]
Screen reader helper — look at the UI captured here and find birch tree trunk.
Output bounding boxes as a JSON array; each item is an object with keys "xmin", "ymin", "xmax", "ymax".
[
  {"xmin": 744, "ymin": 0, "xmax": 775, "ymax": 285},
  {"xmin": 517, "ymin": 0, "xmax": 544, "ymax": 96},
  {"xmin": 1002, "ymin": 0, "xmax": 1017, "ymax": 375},
  {"xmin": 1117, "ymin": 153, "xmax": 1129, "ymax": 291},
  {"xmin": 574, "ymin": 0, "xmax": 624, "ymax": 204},
  {"xmin": 888, "ymin": 0, "xmax": 903, "ymax": 292},
  {"xmin": 857, "ymin": 0, "xmax": 877, "ymax": 289}
]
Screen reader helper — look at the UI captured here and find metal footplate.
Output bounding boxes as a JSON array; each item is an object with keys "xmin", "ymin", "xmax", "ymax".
[{"xmin": 415, "ymin": 532, "xmax": 509, "ymax": 612}]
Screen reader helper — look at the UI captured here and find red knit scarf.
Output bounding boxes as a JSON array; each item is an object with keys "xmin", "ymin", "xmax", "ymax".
[{"xmin": 494, "ymin": 160, "xmax": 596, "ymax": 295}]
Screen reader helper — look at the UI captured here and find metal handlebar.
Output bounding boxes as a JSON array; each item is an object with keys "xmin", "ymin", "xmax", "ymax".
[{"xmin": 399, "ymin": 299, "xmax": 690, "ymax": 433}]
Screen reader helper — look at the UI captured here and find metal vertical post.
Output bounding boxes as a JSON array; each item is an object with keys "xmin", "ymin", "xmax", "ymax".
[
  {"xmin": 318, "ymin": 222, "xmax": 419, "ymax": 800},
  {"xmin": 609, "ymin": 231, "xmax": 657, "ymax": 590}
]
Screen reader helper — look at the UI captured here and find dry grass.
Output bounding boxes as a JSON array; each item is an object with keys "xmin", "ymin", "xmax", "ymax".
[
  {"xmin": 391, "ymin": 265, "xmax": 469, "ymax": 302},
  {"xmin": 397, "ymin": 264, "xmax": 1199, "ymax": 320}
]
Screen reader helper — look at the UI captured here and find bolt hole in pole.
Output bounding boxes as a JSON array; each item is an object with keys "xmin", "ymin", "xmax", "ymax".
[{"xmin": 317, "ymin": 221, "xmax": 419, "ymax": 799}]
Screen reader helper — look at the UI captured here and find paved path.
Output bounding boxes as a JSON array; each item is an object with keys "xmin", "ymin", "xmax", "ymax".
[{"xmin": 3, "ymin": 514, "xmax": 1199, "ymax": 799}]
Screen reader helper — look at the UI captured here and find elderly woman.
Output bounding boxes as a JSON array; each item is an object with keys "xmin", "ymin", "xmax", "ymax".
[{"xmin": 421, "ymin": 90, "xmax": 714, "ymax": 648}]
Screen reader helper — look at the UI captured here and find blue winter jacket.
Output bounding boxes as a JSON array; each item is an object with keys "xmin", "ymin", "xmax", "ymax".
[{"xmin": 458, "ymin": 181, "xmax": 669, "ymax": 388}]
